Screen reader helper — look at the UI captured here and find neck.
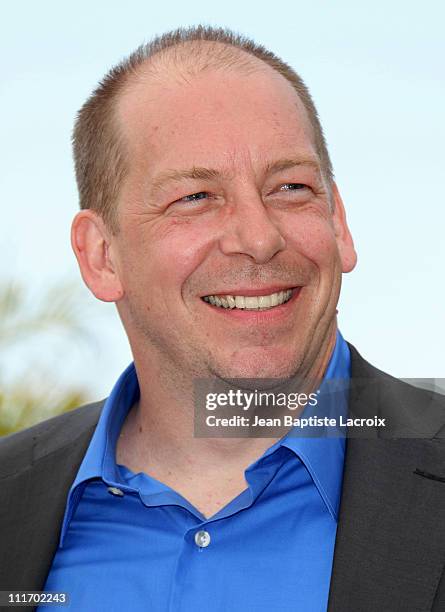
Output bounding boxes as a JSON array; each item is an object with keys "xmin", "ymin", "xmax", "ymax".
[{"xmin": 116, "ymin": 323, "xmax": 338, "ymax": 480}]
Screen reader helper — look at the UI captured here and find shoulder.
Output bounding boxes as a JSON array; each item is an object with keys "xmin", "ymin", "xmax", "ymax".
[
  {"xmin": 348, "ymin": 342, "xmax": 445, "ymax": 439},
  {"xmin": 0, "ymin": 400, "xmax": 105, "ymax": 478}
]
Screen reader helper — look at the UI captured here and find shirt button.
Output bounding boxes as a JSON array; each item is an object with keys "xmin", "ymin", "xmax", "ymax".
[
  {"xmin": 107, "ymin": 486, "xmax": 124, "ymax": 497},
  {"xmin": 194, "ymin": 530, "xmax": 211, "ymax": 548}
]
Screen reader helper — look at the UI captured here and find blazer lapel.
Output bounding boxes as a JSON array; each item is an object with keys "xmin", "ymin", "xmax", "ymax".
[{"xmin": 328, "ymin": 346, "xmax": 445, "ymax": 611}]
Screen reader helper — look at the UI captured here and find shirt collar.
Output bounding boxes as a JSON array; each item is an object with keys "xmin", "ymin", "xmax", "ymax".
[
  {"xmin": 60, "ymin": 331, "xmax": 350, "ymax": 546},
  {"xmin": 59, "ymin": 364, "xmax": 139, "ymax": 546},
  {"xmin": 257, "ymin": 330, "xmax": 350, "ymax": 520},
  {"xmin": 293, "ymin": 331, "xmax": 350, "ymax": 520}
]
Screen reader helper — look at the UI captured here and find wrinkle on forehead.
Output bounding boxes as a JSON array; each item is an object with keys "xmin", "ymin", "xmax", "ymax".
[{"xmin": 120, "ymin": 76, "xmax": 313, "ymax": 143}]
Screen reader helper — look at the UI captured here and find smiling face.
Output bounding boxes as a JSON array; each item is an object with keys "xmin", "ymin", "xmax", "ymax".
[{"xmin": 77, "ymin": 59, "xmax": 356, "ymax": 382}]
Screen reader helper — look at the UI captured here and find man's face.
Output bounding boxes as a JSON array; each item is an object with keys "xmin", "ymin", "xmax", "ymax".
[{"xmin": 109, "ymin": 63, "xmax": 356, "ymax": 380}]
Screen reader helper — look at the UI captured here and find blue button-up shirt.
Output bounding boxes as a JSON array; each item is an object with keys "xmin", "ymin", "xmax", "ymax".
[{"xmin": 40, "ymin": 332, "xmax": 350, "ymax": 612}]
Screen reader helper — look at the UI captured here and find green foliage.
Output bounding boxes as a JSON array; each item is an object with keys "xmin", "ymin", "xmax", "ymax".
[
  {"xmin": 0, "ymin": 387, "xmax": 87, "ymax": 437},
  {"xmin": 0, "ymin": 280, "xmax": 93, "ymax": 437}
]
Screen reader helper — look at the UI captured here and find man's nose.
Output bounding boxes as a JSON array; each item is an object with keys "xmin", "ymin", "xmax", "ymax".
[{"xmin": 219, "ymin": 192, "xmax": 286, "ymax": 264}]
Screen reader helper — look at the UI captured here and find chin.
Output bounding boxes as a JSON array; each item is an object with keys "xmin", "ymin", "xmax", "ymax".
[{"xmin": 211, "ymin": 347, "xmax": 303, "ymax": 381}]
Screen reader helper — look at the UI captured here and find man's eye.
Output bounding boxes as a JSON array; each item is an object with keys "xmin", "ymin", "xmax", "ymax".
[
  {"xmin": 167, "ymin": 190, "xmax": 215, "ymax": 215},
  {"xmin": 180, "ymin": 191, "xmax": 208, "ymax": 202},
  {"xmin": 280, "ymin": 183, "xmax": 308, "ymax": 191}
]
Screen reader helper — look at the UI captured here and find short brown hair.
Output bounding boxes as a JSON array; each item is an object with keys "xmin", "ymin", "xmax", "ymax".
[{"xmin": 73, "ymin": 25, "xmax": 334, "ymax": 233}]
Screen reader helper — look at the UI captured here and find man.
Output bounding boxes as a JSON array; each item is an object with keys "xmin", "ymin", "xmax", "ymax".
[{"xmin": 1, "ymin": 26, "xmax": 444, "ymax": 612}]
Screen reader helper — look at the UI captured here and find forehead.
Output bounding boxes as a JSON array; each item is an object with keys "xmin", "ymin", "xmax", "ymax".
[{"xmin": 116, "ymin": 57, "xmax": 318, "ymax": 177}]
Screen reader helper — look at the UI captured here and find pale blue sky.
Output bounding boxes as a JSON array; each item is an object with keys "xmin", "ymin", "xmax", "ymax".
[{"xmin": 1, "ymin": 0, "xmax": 444, "ymax": 399}]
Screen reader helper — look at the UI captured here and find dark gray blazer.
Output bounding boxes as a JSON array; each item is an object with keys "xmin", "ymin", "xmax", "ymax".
[{"xmin": 1, "ymin": 344, "xmax": 444, "ymax": 611}]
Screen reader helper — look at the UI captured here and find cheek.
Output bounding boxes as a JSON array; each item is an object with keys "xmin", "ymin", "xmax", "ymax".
[
  {"xmin": 163, "ymin": 218, "xmax": 212, "ymax": 265},
  {"xmin": 283, "ymin": 216, "xmax": 339, "ymax": 266},
  {"xmin": 121, "ymin": 217, "xmax": 216, "ymax": 295}
]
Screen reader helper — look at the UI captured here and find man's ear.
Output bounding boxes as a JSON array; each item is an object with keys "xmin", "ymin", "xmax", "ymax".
[
  {"xmin": 331, "ymin": 182, "xmax": 357, "ymax": 273},
  {"xmin": 71, "ymin": 210, "xmax": 124, "ymax": 302}
]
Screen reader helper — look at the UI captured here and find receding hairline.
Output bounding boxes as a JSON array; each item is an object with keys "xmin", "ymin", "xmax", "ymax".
[
  {"xmin": 114, "ymin": 39, "xmax": 306, "ymax": 122},
  {"xmin": 128, "ymin": 38, "xmax": 280, "ymax": 79},
  {"xmin": 73, "ymin": 26, "xmax": 334, "ymax": 233},
  {"xmin": 113, "ymin": 41, "xmax": 323, "ymax": 174}
]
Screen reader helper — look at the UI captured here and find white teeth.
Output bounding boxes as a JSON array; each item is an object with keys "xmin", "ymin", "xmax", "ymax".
[
  {"xmin": 245, "ymin": 297, "xmax": 259, "ymax": 310},
  {"xmin": 203, "ymin": 289, "xmax": 294, "ymax": 310},
  {"xmin": 258, "ymin": 295, "xmax": 272, "ymax": 308}
]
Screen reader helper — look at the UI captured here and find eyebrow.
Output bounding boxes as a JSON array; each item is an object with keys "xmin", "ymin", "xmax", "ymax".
[
  {"xmin": 150, "ymin": 166, "xmax": 222, "ymax": 194},
  {"xmin": 150, "ymin": 156, "xmax": 321, "ymax": 195},
  {"xmin": 265, "ymin": 156, "xmax": 321, "ymax": 174}
]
